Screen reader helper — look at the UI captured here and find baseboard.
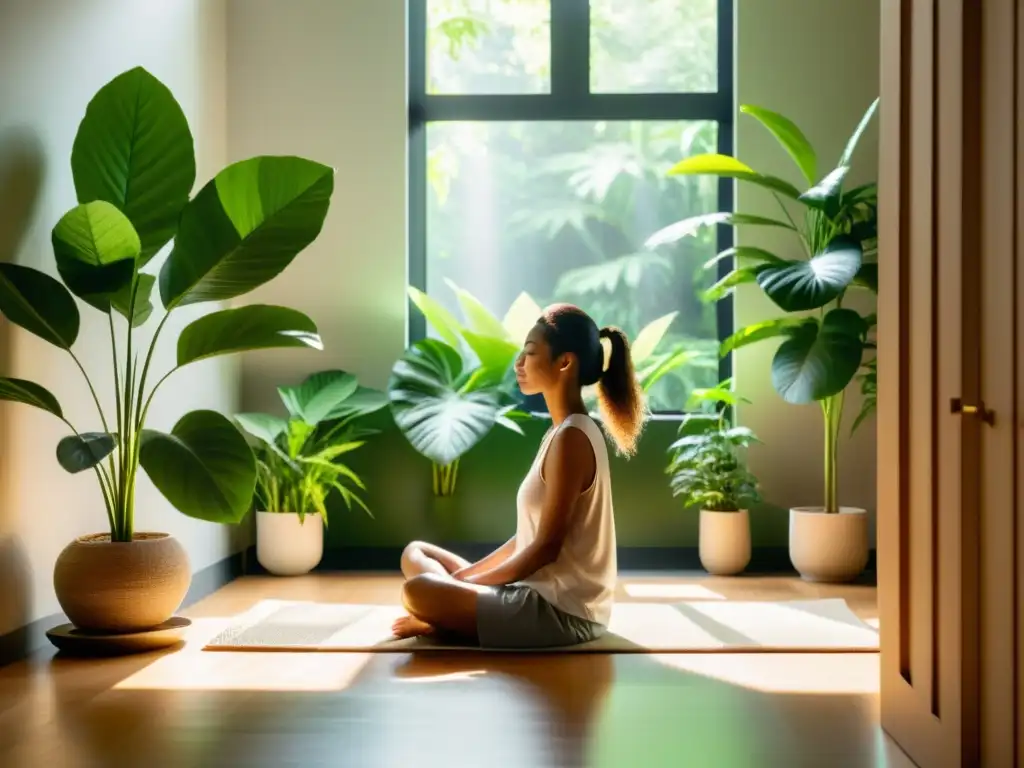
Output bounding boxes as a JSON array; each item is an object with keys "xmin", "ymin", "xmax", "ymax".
[
  {"xmin": 0, "ymin": 547, "xmax": 249, "ymax": 668},
  {"xmin": 244, "ymin": 544, "xmax": 878, "ymax": 578}
]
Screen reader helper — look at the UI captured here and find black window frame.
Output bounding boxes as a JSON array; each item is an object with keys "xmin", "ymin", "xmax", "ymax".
[{"xmin": 407, "ymin": 0, "xmax": 736, "ymax": 400}]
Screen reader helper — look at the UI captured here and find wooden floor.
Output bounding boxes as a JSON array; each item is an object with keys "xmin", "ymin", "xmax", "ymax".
[{"xmin": 0, "ymin": 573, "xmax": 915, "ymax": 768}]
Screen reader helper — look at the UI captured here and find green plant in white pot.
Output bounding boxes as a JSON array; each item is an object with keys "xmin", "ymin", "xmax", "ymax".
[
  {"xmin": 667, "ymin": 380, "xmax": 761, "ymax": 576},
  {"xmin": 648, "ymin": 99, "xmax": 879, "ymax": 582},
  {"xmin": 0, "ymin": 67, "xmax": 333, "ymax": 635},
  {"xmin": 236, "ymin": 370, "xmax": 385, "ymax": 576}
]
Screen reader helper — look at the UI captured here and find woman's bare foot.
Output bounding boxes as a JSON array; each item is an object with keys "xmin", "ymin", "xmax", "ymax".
[{"xmin": 392, "ymin": 614, "xmax": 434, "ymax": 639}]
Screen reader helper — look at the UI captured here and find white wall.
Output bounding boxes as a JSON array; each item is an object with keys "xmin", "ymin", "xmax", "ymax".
[
  {"xmin": 227, "ymin": 0, "xmax": 409, "ymax": 413},
  {"xmin": 0, "ymin": 0, "xmax": 245, "ymax": 637},
  {"xmin": 735, "ymin": 0, "xmax": 880, "ymax": 537}
]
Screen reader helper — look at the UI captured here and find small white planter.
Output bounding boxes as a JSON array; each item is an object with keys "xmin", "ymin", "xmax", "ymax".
[
  {"xmin": 789, "ymin": 506, "xmax": 869, "ymax": 583},
  {"xmin": 698, "ymin": 509, "xmax": 751, "ymax": 576},
  {"xmin": 256, "ymin": 511, "xmax": 323, "ymax": 576}
]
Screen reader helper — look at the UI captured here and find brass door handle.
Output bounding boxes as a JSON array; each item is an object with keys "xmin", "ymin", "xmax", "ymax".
[{"xmin": 951, "ymin": 398, "xmax": 995, "ymax": 425}]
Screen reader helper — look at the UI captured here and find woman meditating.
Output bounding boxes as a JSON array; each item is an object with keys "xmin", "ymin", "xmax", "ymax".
[{"xmin": 393, "ymin": 303, "xmax": 645, "ymax": 648}]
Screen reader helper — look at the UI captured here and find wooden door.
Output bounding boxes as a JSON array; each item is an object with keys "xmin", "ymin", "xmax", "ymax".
[
  {"xmin": 878, "ymin": 1, "xmax": 1023, "ymax": 766},
  {"xmin": 877, "ymin": 0, "xmax": 977, "ymax": 764}
]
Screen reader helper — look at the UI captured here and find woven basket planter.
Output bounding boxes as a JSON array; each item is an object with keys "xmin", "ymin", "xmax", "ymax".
[{"xmin": 53, "ymin": 533, "xmax": 191, "ymax": 633}]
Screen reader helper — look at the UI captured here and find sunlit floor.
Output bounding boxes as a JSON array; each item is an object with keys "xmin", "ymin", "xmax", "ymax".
[{"xmin": 0, "ymin": 573, "xmax": 915, "ymax": 768}]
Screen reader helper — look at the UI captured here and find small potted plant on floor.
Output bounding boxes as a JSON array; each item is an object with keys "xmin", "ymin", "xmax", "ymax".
[
  {"xmin": 648, "ymin": 99, "xmax": 879, "ymax": 582},
  {"xmin": 0, "ymin": 67, "xmax": 333, "ymax": 635},
  {"xmin": 667, "ymin": 380, "xmax": 761, "ymax": 576},
  {"xmin": 236, "ymin": 370, "xmax": 385, "ymax": 576}
]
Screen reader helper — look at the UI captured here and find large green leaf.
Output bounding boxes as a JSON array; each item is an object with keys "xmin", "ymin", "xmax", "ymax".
[
  {"xmin": 645, "ymin": 211, "xmax": 795, "ymax": 249},
  {"xmin": 139, "ymin": 410, "xmax": 256, "ymax": 524},
  {"xmin": 324, "ymin": 386, "xmax": 390, "ymax": 421},
  {"xmin": 740, "ymin": 104, "xmax": 818, "ymax": 185},
  {"xmin": 177, "ymin": 304, "xmax": 322, "ymax": 367},
  {"xmin": 703, "ymin": 246, "xmax": 784, "ymax": 271},
  {"xmin": 704, "ymin": 266, "xmax": 770, "ymax": 302},
  {"xmin": 445, "ymin": 279, "xmax": 509, "ymax": 339},
  {"xmin": 407, "ymin": 286, "xmax": 462, "ymax": 348},
  {"xmin": 56, "ymin": 432, "xmax": 118, "ymax": 474},
  {"xmin": 839, "ymin": 98, "xmax": 880, "ymax": 167},
  {"xmin": 720, "ymin": 317, "xmax": 807, "ymax": 356},
  {"xmin": 667, "ymin": 153, "xmax": 802, "ymax": 199},
  {"xmin": 234, "ymin": 413, "xmax": 289, "ymax": 446},
  {"xmin": 502, "ymin": 291, "xmax": 543, "ymax": 344},
  {"xmin": 159, "ymin": 156, "xmax": 334, "ymax": 309},
  {"xmin": 388, "ymin": 339, "xmax": 501, "ymax": 466},
  {"xmin": 771, "ymin": 310, "xmax": 866, "ymax": 404},
  {"xmin": 51, "ymin": 201, "xmax": 139, "ymax": 311},
  {"xmin": 111, "ymin": 273, "xmax": 155, "ymax": 327},
  {"xmin": 460, "ymin": 329, "xmax": 520, "ymax": 384},
  {"xmin": 278, "ymin": 370, "xmax": 359, "ymax": 426},
  {"xmin": 630, "ymin": 312, "xmax": 677, "ymax": 363},
  {"xmin": 0, "ymin": 377, "xmax": 63, "ymax": 417},
  {"xmin": 0, "ymin": 263, "xmax": 80, "ymax": 349},
  {"xmin": 638, "ymin": 348, "xmax": 708, "ymax": 391},
  {"xmin": 798, "ymin": 166, "xmax": 849, "ymax": 216},
  {"xmin": 71, "ymin": 66, "xmax": 195, "ymax": 264},
  {"xmin": 756, "ymin": 236, "xmax": 863, "ymax": 312}
]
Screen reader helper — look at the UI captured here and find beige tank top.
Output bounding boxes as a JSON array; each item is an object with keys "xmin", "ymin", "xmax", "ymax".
[{"xmin": 515, "ymin": 413, "xmax": 617, "ymax": 626}]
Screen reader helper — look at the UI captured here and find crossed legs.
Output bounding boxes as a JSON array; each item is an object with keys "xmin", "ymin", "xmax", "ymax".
[{"xmin": 393, "ymin": 541, "xmax": 488, "ymax": 640}]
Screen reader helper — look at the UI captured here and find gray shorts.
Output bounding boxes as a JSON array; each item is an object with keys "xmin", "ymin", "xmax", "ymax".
[{"xmin": 475, "ymin": 584, "xmax": 606, "ymax": 649}]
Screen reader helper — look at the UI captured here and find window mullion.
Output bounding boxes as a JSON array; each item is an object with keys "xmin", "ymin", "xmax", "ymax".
[{"xmin": 550, "ymin": 0, "xmax": 590, "ymax": 100}]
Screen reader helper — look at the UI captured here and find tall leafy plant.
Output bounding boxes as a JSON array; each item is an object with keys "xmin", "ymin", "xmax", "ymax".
[
  {"xmin": 236, "ymin": 370, "xmax": 387, "ymax": 523},
  {"xmin": 0, "ymin": 67, "xmax": 333, "ymax": 540},
  {"xmin": 648, "ymin": 99, "xmax": 879, "ymax": 514}
]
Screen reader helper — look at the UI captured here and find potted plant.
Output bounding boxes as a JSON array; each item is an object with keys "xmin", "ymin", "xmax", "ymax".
[
  {"xmin": 667, "ymin": 381, "xmax": 760, "ymax": 575},
  {"xmin": 648, "ymin": 99, "xmax": 879, "ymax": 582},
  {"xmin": 236, "ymin": 370, "xmax": 385, "ymax": 576},
  {"xmin": 0, "ymin": 67, "xmax": 333, "ymax": 634}
]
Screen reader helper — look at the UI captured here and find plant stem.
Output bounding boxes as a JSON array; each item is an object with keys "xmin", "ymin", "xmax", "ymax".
[
  {"xmin": 135, "ymin": 312, "xmax": 171, "ymax": 430},
  {"xmin": 432, "ymin": 460, "xmax": 460, "ymax": 497},
  {"xmin": 822, "ymin": 393, "xmax": 845, "ymax": 514},
  {"xmin": 116, "ymin": 284, "xmax": 139, "ymax": 541},
  {"xmin": 68, "ymin": 351, "xmax": 111, "ymax": 435}
]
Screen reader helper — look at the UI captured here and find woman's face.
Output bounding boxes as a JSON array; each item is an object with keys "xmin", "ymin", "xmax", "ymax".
[{"xmin": 514, "ymin": 323, "xmax": 569, "ymax": 396}]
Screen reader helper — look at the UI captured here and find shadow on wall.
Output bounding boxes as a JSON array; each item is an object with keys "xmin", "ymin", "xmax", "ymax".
[{"xmin": 0, "ymin": 126, "xmax": 45, "ymax": 654}]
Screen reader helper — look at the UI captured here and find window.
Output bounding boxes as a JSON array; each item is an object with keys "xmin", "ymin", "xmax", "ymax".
[{"xmin": 409, "ymin": 0, "xmax": 734, "ymax": 412}]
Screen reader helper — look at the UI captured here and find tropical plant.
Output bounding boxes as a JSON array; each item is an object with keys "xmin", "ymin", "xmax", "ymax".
[
  {"xmin": 0, "ymin": 67, "xmax": 333, "ymax": 541},
  {"xmin": 388, "ymin": 336, "xmax": 524, "ymax": 497},
  {"xmin": 648, "ymin": 99, "xmax": 879, "ymax": 514},
  {"xmin": 390, "ymin": 281, "xmax": 532, "ymax": 496},
  {"xmin": 236, "ymin": 370, "xmax": 387, "ymax": 524},
  {"xmin": 666, "ymin": 380, "xmax": 760, "ymax": 512}
]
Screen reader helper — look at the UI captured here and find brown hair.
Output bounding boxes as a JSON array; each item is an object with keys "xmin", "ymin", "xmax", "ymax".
[{"xmin": 539, "ymin": 304, "xmax": 646, "ymax": 457}]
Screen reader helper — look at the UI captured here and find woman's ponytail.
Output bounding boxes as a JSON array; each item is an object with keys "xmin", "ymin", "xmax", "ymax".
[{"xmin": 597, "ymin": 326, "xmax": 646, "ymax": 457}]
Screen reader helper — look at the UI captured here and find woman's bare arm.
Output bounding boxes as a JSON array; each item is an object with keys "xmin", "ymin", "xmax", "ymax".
[
  {"xmin": 451, "ymin": 536, "xmax": 517, "ymax": 580},
  {"xmin": 467, "ymin": 427, "xmax": 592, "ymax": 587}
]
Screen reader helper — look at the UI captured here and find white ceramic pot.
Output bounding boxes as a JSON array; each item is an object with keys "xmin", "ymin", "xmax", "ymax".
[
  {"xmin": 789, "ymin": 506, "xmax": 869, "ymax": 583},
  {"xmin": 256, "ymin": 511, "xmax": 324, "ymax": 576},
  {"xmin": 698, "ymin": 509, "xmax": 752, "ymax": 576}
]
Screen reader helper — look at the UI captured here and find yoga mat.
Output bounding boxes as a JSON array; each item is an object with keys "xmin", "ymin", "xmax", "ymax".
[{"xmin": 203, "ymin": 598, "xmax": 878, "ymax": 653}]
